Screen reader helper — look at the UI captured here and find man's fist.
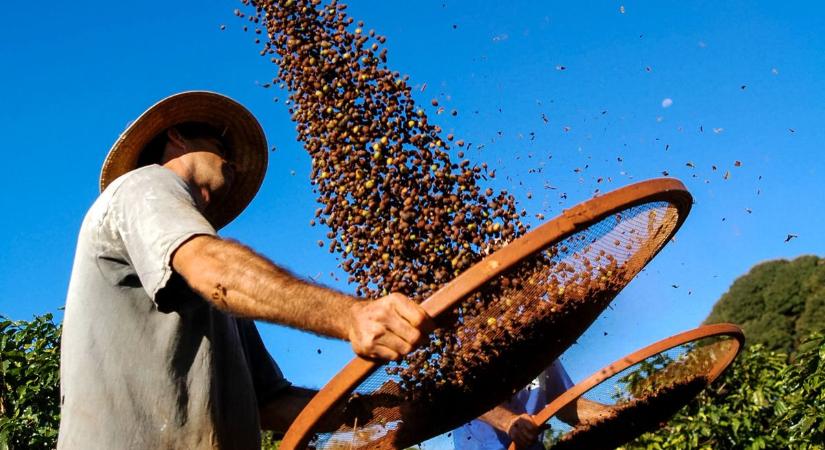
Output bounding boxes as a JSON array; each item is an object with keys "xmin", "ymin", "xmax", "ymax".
[
  {"xmin": 347, "ymin": 293, "xmax": 432, "ymax": 361},
  {"xmin": 506, "ymin": 413, "xmax": 540, "ymax": 449}
]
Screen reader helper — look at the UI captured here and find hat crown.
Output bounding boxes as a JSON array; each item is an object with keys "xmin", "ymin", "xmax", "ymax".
[{"xmin": 100, "ymin": 91, "xmax": 268, "ymax": 229}]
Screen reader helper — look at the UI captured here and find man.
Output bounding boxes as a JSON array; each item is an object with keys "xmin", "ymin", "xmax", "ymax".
[
  {"xmin": 58, "ymin": 91, "xmax": 430, "ymax": 449},
  {"xmin": 453, "ymin": 361, "xmax": 612, "ymax": 449}
]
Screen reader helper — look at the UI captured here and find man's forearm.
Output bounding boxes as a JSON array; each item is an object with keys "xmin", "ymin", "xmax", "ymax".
[
  {"xmin": 557, "ymin": 397, "xmax": 612, "ymax": 425},
  {"xmin": 479, "ymin": 404, "xmax": 519, "ymax": 432},
  {"xmin": 259, "ymin": 386, "xmax": 317, "ymax": 434},
  {"xmin": 260, "ymin": 386, "xmax": 365, "ymax": 434},
  {"xmin": 174, "ymin": 235, "xmax": 355, "ymax": 339},
  {"xmin": 480, "ymin": 404, "xmax": 541, "ymax": 449}
]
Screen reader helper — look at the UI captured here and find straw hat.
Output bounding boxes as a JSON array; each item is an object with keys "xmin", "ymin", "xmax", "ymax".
[{"xmin": 100, "ymin": 91, "xmax": 268, "ymax": 230}]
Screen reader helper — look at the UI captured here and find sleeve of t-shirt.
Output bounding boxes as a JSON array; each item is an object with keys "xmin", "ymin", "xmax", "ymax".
[
  {"xmin": 108, "ymin": 166, "xmax": 217, "ymax": 303},
  {"xmin": 236, "ymin": 319, "xmax": 292, "ymax": 406},
  {"xmin": 543, "ymin": 359, "xmax": 575, "ymax": 401}
]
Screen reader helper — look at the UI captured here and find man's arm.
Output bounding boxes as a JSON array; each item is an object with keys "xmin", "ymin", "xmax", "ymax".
[
  {"xmin": 258, "ymin": 386, "xmax": 322, "ymax": 435},
  {"xmin": 172, "ymin": 234, "xmax": 430, "ymax": 360},
  {"xmin": 258, "ymin": 386, "xmax": 368, "ymax": 435},
  {"xmin": 556, "ymin": 397, "xmax": 614, "ymax": 426},
  {"xmin": 258, "ymin": 386, "xmax": 316, "ymax": 435},
  {"xmin": 478, "ymin": 404, "xmax": 539, "ymax": 449},
  {"xmin": 478, "ymin": 397, "xmax": 614, "ymax": 449}
]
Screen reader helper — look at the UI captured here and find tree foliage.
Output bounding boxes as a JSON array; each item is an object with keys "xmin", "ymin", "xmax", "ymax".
[
  {"xmin": 705, "ymin": 255, "xmax": 825, "ymax": 356},
  {"xmin": 261, "ymin": 431, "xmax": 281, "ymax": 449},
  {"xmin": 622, "ymin": 334, "xmax": 825, "ymax": 449},
  {"xmin": 777, "ymin": 333, "xmax": 825, "ymax": 447},
  {"xmin": 0, "ymin": 314, "xmax": 61, "ymax": 450}
]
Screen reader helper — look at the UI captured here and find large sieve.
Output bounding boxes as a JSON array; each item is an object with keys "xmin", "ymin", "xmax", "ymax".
[
  {"xmin": 516, "ymin": 323, "xmax": 744, "ymax": 450},
  {"xmin": 281, "ymin": 178, "xmax": 693, "ymax": 449}
]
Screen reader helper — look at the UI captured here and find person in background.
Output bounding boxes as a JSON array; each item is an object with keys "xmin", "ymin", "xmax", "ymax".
[{"xmin": 454, "ymin": 359, "xmax": 610, "ymax": 449}]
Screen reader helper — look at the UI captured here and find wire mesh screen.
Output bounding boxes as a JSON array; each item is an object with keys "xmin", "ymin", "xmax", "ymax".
[
  {"xmin": 542, "ymin": 334, "xmax": 739, "ymax": 450},
  {"xmin": 309, "ymin": 200, "xmax": 682, "ymax": 450}
]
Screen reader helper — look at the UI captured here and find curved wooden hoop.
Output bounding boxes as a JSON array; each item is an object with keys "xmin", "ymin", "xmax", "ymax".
[
  {"xmin": 505, "ymin": 323, "xmax": 745, "ymax": 450},
  {"xmin": 281, "ymin": 178, "xmax": 693, "ymax": 450}
]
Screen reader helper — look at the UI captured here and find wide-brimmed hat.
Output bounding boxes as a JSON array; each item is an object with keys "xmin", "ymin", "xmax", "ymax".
[{"xmin": 100, "ymin": 91, "xmax": 268, "ymax": 229}]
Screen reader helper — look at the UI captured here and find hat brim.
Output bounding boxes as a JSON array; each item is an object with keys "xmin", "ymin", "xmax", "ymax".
[{"xmin": 100, "ymin": 91, "xmax": 268, "ymax": 230}]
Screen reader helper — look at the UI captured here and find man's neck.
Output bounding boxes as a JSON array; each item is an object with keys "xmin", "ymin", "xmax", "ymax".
[{"xmin": 161, "ymin": 160, "xmax": 209, "ymax": 211}]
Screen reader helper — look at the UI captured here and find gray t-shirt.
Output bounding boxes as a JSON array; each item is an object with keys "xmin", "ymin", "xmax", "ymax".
[{"xmin": 58, "ymin": 165, "xmax": 290, "ymax": 449}]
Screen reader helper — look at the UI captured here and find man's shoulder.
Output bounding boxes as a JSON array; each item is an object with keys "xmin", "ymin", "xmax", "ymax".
[
  {"xmin": 82, "ymin": 165, "xmax": 192, "ymax": 234},
  {"xmin": 105, "ymin": 164, "xmax": 185, "ymax": 196}
]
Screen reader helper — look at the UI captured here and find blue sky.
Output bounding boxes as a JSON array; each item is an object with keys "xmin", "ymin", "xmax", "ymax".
[{"xmin": 1, "ymin": 0, "xmax": 823, "ymax": 440}]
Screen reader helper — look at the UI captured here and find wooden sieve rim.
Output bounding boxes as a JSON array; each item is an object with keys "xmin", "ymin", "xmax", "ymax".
[
  {"xmin": 281, "ymin": 177, "xmax": 693, "ymax": 450},
  {"xmin": 507, "ymin": 323, "xmax": 745, "ymax": 450}
]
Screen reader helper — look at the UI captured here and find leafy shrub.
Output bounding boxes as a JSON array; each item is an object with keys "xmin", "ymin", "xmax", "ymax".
[
  {"xmin": 622, "ymin": 333, "xmax": 825, "ymax": 449},
  {"xmin": 0, "ymin": 314, "xmax": 61, "ymax": 450}
]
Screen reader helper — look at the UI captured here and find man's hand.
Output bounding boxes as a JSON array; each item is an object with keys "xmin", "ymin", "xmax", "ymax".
[
  {"xmin": 480, "ymin": 405, "xmax": 541, "ymax": 449},
  {"xmin": 506, "ymin": 413, "xmax": 540, "ymax": 449},
  {"xmin": 347, "ymin": 293, "xmax": 432, "ymax": 360}
]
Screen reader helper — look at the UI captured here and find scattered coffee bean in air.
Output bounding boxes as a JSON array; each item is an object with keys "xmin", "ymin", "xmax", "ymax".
[
  {"xmin": 236, "ymin": 0, "xmax": 527, "ymax": 303},
  {"xmin": 234, "ymin": 0, "xmax": 652, "ymax": 400}
]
